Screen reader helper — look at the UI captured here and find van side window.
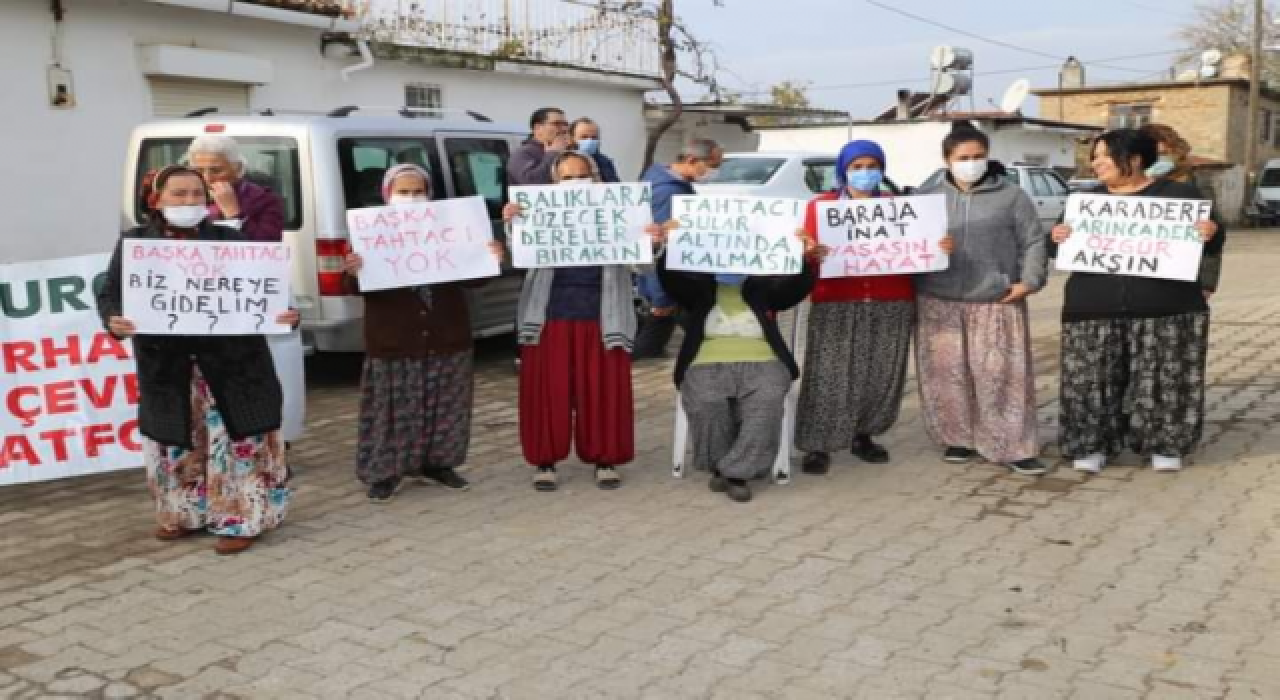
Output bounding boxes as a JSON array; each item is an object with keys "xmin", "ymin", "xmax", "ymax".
[
  {"xmin": 136, "ymin": 137, "xmax": 302, "ymax": 229},
  {"xmin": 802, "ymin": 161, "xmax": 836, "ymax": 193},
  {"xmin": 337, "ymin": 137, "xmax": 444, "ymax": 209},
  {"xmin": 442, "ymin": 138, "xmax": 511, "ymax": 219}
]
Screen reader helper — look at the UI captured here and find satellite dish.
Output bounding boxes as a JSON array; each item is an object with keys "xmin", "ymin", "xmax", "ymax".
[
  {"xmin": 1000, "ymin": 79, "xmax": 1031, "ymax": 114},
  {"xmin": 1201, "ymin": 49, "xmax": 1224, "ymax": 66},
  {"xmin": 931, "ymin": 45, "xmax": 973, "ymax": 71}
]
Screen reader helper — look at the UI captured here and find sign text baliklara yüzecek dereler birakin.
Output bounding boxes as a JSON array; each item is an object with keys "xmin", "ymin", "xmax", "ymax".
[
  {"xmin": 1056, "ymin": 194, "xmax": 1210, "ymax": 281},
  {"xmin": 666, "ymin": 195, "xmax": 807, "ymax": 275},
  {"xmin": 509, "ymin": 183, "xmax": 654, "ymax": 268}
]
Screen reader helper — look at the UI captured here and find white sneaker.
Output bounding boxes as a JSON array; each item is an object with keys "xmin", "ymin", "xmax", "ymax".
[
  {"xmin": 1072, "ymin": 453, "xmax": 1106, "ymax": 473},
  {"xmin": 1152, "ymin": 455, "xmax": 1183, "ymax": 472}
]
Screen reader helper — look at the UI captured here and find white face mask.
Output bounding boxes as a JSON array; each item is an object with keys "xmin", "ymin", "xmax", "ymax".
[
  {"xmin": 950, "ymin": 159, "xmax": 989, "ymax": 184},
  {"xmin": 389, "ymin": 194, "xmax": 429, "ymax": 204},
  {"xmin": 163, "ymin": 205, "xmax": 207, "ymax": 228}
]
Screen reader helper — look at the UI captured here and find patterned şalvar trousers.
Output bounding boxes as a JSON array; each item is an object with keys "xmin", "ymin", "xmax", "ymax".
[
  {"xmin": 144, "ymin": 368, "xmax": 290, "ymax": 538},
  {"xmin": 915, "ymin": 296, "xmax": 1040, "ymax": 463}
]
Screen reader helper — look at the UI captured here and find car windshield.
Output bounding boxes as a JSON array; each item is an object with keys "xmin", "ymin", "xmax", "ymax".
[
  {"xmin": 1261, "ymin": 169, "xmax": 1280, "ymax": 187},
  {"xmin": 704, "ymin": 157, "xmax": 786, "ymax": 185}
]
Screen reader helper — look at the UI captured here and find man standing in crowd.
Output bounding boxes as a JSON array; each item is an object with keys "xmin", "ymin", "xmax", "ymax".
[
  {"xmin": 569, "ymin": 117, "xmax": 620, "ymax": 183},
  {"xmin": 508, "ymin": 107, "xmax": 570, "ymax": 186},
  {"xmin": 633, "ymin": 138, "xmax": 720, "ymax": 359}
]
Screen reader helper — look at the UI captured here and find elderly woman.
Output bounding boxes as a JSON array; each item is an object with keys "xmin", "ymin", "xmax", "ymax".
[
  {"xmin": 96, "ymin": 165, "xmax": 297, "ymax": 555},
  {"xmin": 1051, "ymin": 129, "xmax": 1223, "ymax": 473},
  {"xmin": 185, "ymin": 133, "xmax": 284, "ymax": 242},
  {"xmin": 915, "ymin": 121, "xmax": 1049, "ymax": 476},
  {"xmin": 503, "ymin": 152, "xmax": 660, "ymax": 492},
  {"xmin": 796, "ymin": 140, "xmax": 953, "ymax": 475},
  {"xmin": 658, "ymin": 230, "xmax": 823, "ymax": 503},
  {"xmin": 343, "ymin": 164, "xmax": 502, "ymax": 502}
]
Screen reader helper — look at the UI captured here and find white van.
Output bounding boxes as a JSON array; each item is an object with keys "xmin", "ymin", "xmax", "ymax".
[
  {"xmin": 1253, "ymin": 158, "xmax": 1280, "ymax": 226},
  {"xmin": 122, "ymin": 109, "xmax": 528, "ymax": 353}
]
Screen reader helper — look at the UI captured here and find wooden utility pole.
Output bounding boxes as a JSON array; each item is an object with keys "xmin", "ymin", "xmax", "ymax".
[{"xmin": 1244, "ymin": 0, "xmax": 1264, "ymax": 190}]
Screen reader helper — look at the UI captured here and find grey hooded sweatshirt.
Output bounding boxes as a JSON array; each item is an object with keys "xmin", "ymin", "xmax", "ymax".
[{"xmin": 916, "ymin": 171, "xmax": 1048, "ymax": 303}]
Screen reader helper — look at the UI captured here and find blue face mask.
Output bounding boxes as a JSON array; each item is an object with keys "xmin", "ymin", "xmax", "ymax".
[
  {"xmin": 715, "ymin": 274, "xmax": 747, "ymax": 286},
  {"xmin": 576, "ymin": 138, "xmax": 600, "ymax": 155},
  {"xmin": 1145, "ymin": 157, "xmax": 1175, "ymax": 178},
  {"xmin": 847, "ymin": 168, "xmax": 884, "ymax": 193}
]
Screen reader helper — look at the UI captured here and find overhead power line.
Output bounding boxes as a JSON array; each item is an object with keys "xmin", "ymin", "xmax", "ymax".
[{"xmin": 862, "ymin": 0, "xmax": 1164, "ymax": 74}]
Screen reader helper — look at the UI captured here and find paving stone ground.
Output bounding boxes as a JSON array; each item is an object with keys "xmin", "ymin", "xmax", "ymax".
[{"xmin": 2, "ymin": 235, "xmax": 1279, "ymax": 700}]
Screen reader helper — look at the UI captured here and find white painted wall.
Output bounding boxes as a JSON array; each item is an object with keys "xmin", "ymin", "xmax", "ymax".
[
  {"xmin": 758, "ymin": 121, "xmax": 1087, "ymax": 189},
  {"xmin": 647, "ymin": 113, "xmax": 758, "ymax": 170},
  {"xmin": 1, "ymin": 0, "xmax": 653, "ymax": 262}
]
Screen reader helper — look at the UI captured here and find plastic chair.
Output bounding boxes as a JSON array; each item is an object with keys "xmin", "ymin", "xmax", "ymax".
[{"xmin": 672, "ymin": 301, "xmax": 811, "ymax": 485}]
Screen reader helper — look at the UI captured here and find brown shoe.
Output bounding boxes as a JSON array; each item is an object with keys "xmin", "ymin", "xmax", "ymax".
[
  {"xmin": 154, "ymin": 526, "xmax": 196, "ymax": 541},
  {"xmin": 214, "ymin": 536, "xmax": 257, "ymax": 556}
]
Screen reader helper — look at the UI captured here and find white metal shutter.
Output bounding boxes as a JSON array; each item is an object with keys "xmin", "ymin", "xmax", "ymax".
[{"xmin": 148, "ymin": 77, "xmax": 250, "ymax": 118}]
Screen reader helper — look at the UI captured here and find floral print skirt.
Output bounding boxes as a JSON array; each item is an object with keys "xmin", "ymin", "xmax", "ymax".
[
  {"xmin": 143, "ymin": 367, "xmax": 290, "ymax": 538},
  {"xmin": 356, "ymin": 352, "xmax": 474, "ymax": 484},
  {"xmin": 1058, "ymin": 312, "xmax": 1209, "ymax": 458}
]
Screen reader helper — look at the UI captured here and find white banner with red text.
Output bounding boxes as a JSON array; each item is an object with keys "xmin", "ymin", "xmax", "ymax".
[{"xmin": 2, "ymin": 254, "xmax": 141, "ymax": 486}]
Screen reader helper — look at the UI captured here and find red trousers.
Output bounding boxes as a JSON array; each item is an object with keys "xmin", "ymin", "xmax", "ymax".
[{"xmin": 519, "ymin": 320, "xmax": 634, "ymax": 467}]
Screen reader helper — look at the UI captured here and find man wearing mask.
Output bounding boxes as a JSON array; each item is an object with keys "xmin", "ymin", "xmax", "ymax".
[
  {"xmin": 569, "ymin": 117, "xmax": 620, "ymax": 183},
  {"xmin": 508, "ymin": 107, "xmax": 570, "ymax": 186},
  {"xmin": 634, "ymin": 139, "xmax": 719, "ymax": 359}
]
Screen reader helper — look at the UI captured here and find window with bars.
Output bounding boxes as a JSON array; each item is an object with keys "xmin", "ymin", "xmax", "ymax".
[
  {"xmin": 404, "ymin": 83, "xmax": 443, "ymax": 118},
  {"xmin": 1106, "ymin": 103, "xmax": 1153, "ymax": 130}
]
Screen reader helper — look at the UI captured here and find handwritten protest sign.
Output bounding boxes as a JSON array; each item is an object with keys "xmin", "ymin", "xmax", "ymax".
[
  {"xmin": 2, "ymin": 254, "xmax": 141, "ymax": 485},
  {"xmin": 510, "ymin": 183, "xmax": 654, "ymax": 268},
  {"xmin": 1056, "ymin": 194, "xmax": 1209, "ymax": 281},
  {"xmin": 666, "ymin": 195, "xmax": 807, "ymax": 275},
  {"xmin": 122, "ymin": 240, "xmax": 292, "ymax": 335},
  {"xmin": 346, "ymin": 196, "xmax": 500, "ymax": 290},
  {"xmin": 816, "ymin": 194, "xmax": 949, "ymax": 278}
]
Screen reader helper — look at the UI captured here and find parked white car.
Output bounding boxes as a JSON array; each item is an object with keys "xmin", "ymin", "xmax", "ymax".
[
  {"xmin": 1251, "ymin": 158, "xmax": 1280, "ymax": 226},
  {"xmin": 696, "ymin": 151, "xmax": 901, "ymax": 199},
  {"xmin": 915, "ymin": 163, "xmax": 1071, "ymax": 233}
]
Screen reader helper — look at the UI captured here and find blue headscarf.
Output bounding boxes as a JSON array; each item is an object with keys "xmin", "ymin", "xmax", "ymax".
[{"xmin": 834, "ymin": 140, "xmax": 887, "ymax": 191}]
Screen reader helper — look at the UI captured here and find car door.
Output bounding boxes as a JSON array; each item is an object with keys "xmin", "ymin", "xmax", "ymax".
[
  {"xmin": 435, "ymin": 133, "xmax": 523, "ymax": 338},
  {"xmin": 1027, "ymin": 169, "xmax": 1069, "ymax": 233}
]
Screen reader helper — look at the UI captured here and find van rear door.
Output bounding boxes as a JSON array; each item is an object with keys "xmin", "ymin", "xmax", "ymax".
[{"xmin": 434, "ymin": 132, "xmax": 524, "ymax": 337}]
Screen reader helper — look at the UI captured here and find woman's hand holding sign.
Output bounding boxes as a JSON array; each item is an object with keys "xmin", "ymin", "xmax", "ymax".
[
  {"xmin": 1195, "ymin": 220, "xmax": 1218, "ymax": 242},
  {"xmin": 939, "ymin": 234, "xmax": 956, "ymax": 255},
  {"xmin": 343, "ymin": 253, "xmax": 364, "ymax": 276},
  {"xmin": 108, "ymin": 316, "xmax": 137, "ymax": 339},
  {"xmin": 276, "ymin": 310, "xmax": 301, "ymax": 328},
  {"xmin": 796, "ymin": 227, "xmax": 830, "ymax": 265},
  {"xmin": 1051, "ymin": 223, "xmax": 1073, "ymax": 244},
  {"xmin": 487, "ymin": 241, "xmax": 506, "ymax": 263},
  {"xmin": 502, "ymin": 202, "xmax": 524, "ymax": 223}
]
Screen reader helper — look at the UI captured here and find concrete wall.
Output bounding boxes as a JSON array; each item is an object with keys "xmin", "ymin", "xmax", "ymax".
[
  {"xmin": 1037, "ymin": 84, "xmax": 1280, "ymax": 170},
  {"xmin": 1, "ymin": 0, "xmax": 653, "ymax": 262},
  {"xmin": 756, "ymin": 121, "xmax": 1082, "ymax": 189},
  {"xmin": 646, "ymin": 113, "xmax": 759, "ymax": 174}
]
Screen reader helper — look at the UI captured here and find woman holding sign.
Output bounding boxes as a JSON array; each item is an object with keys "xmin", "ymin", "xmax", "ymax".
[
  {"xmin": 1051, "ymin": 128, "xmax": 1222, "ymax": 473},
  {"xmin": 657, "ymin": 231, "xmax": 824, "ymax": 503},
  {"xmin": 504, "ymin": 152, "xmax": 642, "ymax": 492},
  {"xmin": 344, "ymin": 163, "xmax": 504, "ymax": 502},
  {"xmin": 795, "ymin": 140, "xmax": 952, "ymax": 474},
  {"xmin": 97, "ymin": 165, "xmax": 296, "ymax": 556},
  {"xmin": 915, "ymin": 122, "xmax": 1049, "ymax": 476}
]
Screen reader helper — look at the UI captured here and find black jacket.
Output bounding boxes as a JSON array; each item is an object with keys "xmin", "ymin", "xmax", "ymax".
[
  {"xmin": 1059, "ymin": 179, "xmax": 1227, "ymax": 321},
  {"xmin": 657, "ymin": 255, "xmax": 817, "ymax": 387},
  {"xmin": 506, "ymin": 139, "xmax": 559, "ymax": 186},
  {"xmin": 96, "ymin": 221, "xmax": 283, "ymax": 447}
]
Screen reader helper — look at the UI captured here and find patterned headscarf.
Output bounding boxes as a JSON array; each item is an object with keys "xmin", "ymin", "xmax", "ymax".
[{"xmin": 380, "ymin": 163, "xmax": 433, "ymax": 203}]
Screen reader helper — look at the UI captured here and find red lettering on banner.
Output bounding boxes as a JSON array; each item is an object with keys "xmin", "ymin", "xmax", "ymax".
[
  {"xmin": 44, "ymin": 380, "xmax": 77, "ymax": 415},
  {"xmin": 0, "ymin": 435, "xmax": 38, "ymax": 469},
  {"xmin": 3, "ymin": 341, "xmax": 37, "ymax": 373},
  {"xmin": 125, "ymin": 374, "xmax": 139, "ymax": 404},
  {"xmin": 39, "ymin": 428, "xmax": 76, "ymax": 462},
  {"xmin": 42, "ymin": 336, "xmax": 81, "ymax": 367},
  {"xmin": 87, "ymin": 332, "xmax": 131, "ymax": 363},
  {"xmin": 119, "ymin": 420, "xmax": 141, "ymax": 451},
  {"xmin": 84, "ymin": 424, "xmax": 114, "ymax": 457},
  {"xmin": 6, "ymin": 386, "xmax": 39, "ymax": 427}
]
